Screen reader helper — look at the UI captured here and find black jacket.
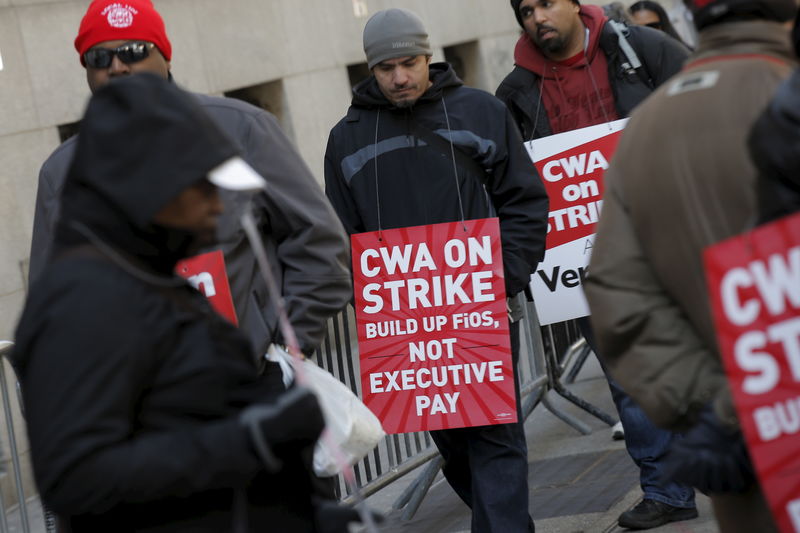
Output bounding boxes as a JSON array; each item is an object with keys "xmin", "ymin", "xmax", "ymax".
[
  {"xmin": 325, "ymin": 63, "xmax": 549, "ymax": 296},
  {"xmin": 495, "ymin": 23, "xmax": 689, "ymax": 140},
  {"xmin": 13, "ymin": 75, "xmax": 316, "ymax": 533},
  {"xmin": 749, "ymin": 68, "xmax": 800, "ymax": 223}
]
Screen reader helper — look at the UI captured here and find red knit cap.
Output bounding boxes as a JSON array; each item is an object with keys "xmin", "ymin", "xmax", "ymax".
[{"xmin": 74, "ymin": 1, "xmax": 172, "ymax": 66}]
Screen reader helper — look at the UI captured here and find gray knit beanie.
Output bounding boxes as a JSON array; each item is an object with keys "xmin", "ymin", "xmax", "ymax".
[{"xmin": 363, "ymin": 8, "xmax": 432, "ymax": 69}]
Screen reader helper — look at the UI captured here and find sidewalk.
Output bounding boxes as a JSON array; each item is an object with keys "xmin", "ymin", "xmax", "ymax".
[{"xmin": 358, "ymin": 355, "xmax": 720, "ymax": 533}]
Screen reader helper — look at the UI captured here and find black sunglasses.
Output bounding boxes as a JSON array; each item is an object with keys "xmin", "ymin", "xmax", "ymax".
[
  {"xmin": 83, "ymin": 41, "xmax": 155, "ymax": 69},
  {"xmin": 644, "ymin": 22, "xmax": 663, "ymax": 29}
]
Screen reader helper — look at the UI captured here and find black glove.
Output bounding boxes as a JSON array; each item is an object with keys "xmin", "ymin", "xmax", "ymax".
[
  {"xmin": 663, "ymin": 404, "xmax": 755, "ymax": 494},
  {"xmin": 239, "ymin": 386, "xmax": 325, "ymax": 470},
  {"xmin": 313, "ymin": 498, "xmax": 384, "ymax": 533}
]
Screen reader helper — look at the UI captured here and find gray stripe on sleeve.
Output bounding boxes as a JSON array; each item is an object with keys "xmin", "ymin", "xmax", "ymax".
[
  {"xmin": 340, "ymin": 130, "xmax": 496, "ymax": 185},
  {"xmin": 341, "ymin": 136, "xmax": 419, "ymax": 185}
]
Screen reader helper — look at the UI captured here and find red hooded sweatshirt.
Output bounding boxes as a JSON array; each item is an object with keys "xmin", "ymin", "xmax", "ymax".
[{"xmin": 514, "ymin": 5, "xmax": 619, "ymax": 134}]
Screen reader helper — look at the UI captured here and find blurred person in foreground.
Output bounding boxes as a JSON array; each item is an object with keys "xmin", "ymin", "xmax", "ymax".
[
  {"xmin": 29, "ymin": 0, "xmax": 351, "ymax": 369},
  {"xmin": 13, "ymin": 73, "xmax": 337, "ymax": 532},
  {"xmin": 629, "ymin": 0, "xmax": 694, "ymax": 48},
  {"xmin": 497, "ymin": 0, "xmax": 696, "ymax": 528},
  {"xmin": 583, "ymin": 0, "xmax": 797, "ymax": 529}
]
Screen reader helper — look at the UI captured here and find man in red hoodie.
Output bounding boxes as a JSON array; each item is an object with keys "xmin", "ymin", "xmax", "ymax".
[
  {"xmin": 497, "ymin": 0, "xmax": 687, "ymax": 139},
  {"xmin": 496, "ymin": 0, "xmax": 694, "ymax": 530}
]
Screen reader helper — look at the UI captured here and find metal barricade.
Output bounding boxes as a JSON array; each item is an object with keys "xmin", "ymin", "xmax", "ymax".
[
  {"xmin": 0, "ymin": 340, "xmax": 28, "ymax": 533},
  {"xmin": 315, "ymin": 298, "xmax": 617, "ymax": 518},
  {"xmin": 0, "ymin": 301, "xmax": 617, "ymax": 527},
  {"xmin": 0, "ymin": 340, "xmax": 57, "ymax": 533}
]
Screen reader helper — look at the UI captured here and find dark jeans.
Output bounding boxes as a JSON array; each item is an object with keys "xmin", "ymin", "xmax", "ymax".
[
  {"xmin": 577, "ymin": 317, "xmax": 695, "ymax": 509},
  {"xmin": 430, "ymin": 321, "xmax": 535, "ymax": 533}
]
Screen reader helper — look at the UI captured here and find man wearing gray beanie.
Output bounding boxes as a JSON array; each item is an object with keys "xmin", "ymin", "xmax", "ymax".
[{"xmin": 325, "ymin": 7, "xmax": 549, "ymax": 533}]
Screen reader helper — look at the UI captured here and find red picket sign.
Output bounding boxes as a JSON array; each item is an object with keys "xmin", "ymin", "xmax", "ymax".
[
  {"xmin": 175, "ymin": 250, "xmax": 238, "ymax": 325},
  {"xmin": 704, "ymin": 212, "xmax": 800, "ymax": 532},
  {"xmin": 525, "ymin": 119, "xmax": 627, "ymax": 325},
  {"xmin": 351, "ymin": 218, "xmax": 516, "ymax": 434}
]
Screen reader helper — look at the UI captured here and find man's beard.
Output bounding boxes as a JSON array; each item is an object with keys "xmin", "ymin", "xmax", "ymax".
[
  {"xmin": 532, "ymin": 26, "xmax": 569, "ymax": 55},
  {"xmin": 392, "ymin": 97, "xmax": 418, "ymax": 109},
  {"xmin": 388, "ymin": 86, "xmax": 421, "ymax": 108}
]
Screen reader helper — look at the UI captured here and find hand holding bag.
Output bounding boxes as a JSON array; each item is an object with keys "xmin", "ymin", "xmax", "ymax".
[{"xmin": 267, "ymin": 345, "xmax": 385, "ymax": 476}]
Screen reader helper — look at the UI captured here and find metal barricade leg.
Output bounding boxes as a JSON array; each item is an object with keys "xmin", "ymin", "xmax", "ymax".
[
  {"xmin": 522, "ymin": 302, "xmax": 593, "ymax": 435},
  {"xmin": 0, "ymin": 448, "xmax": 8, "ymax": 533},
  {"xmin": 563, "ymin": 342, "xmax": 593, "ymax": 384},
  {"xmin": 397, "ymin": 456, "xmax": 444, "ymax": 522},
  {"xmin": 0, "ymin": 343, "xmax": 30, "ymax": 533},
  {"xmin": 543, "ymin": 326, "xmax": 618, "ymax": 427}
]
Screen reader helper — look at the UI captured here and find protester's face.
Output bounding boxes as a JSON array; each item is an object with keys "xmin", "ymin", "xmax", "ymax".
[
  {"xmin": 519, "ymin": 0, "xmax": 583, "ymax": 58},
  {"xmin": 85, "ymin": 40, "xmax": 170, "ymax": 93},
  {"xmin": 152, "ymin": 180, "xmax": 223, "ymax": 245},
  {"xmin": 372, "ymin": 55, "xmax": 432, "ymax": 108},
  {"xmin": 631, "ymin": 9, "xmax": 662, "ymax": 29}
]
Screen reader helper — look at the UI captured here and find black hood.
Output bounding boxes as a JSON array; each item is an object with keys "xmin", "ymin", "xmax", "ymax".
[
  {"xmin": 351, "ymin": 62, "xmax": 463, "ymax": 109},
  {"xmin": 55, "ymin": 73, "xmax": 239, "ymax": 272}
]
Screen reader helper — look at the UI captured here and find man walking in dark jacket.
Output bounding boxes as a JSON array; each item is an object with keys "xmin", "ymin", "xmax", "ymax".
[
  {"xmin": 496, "ymin": 0, "xmax": 697, "ymax": 529},
  {"xmin": 325, "ymin": 9, "xmax": 549, "ymax": 532},
  {"xmin": 29, "ymin": 0, "xmax": 351, "ymax": 364}
]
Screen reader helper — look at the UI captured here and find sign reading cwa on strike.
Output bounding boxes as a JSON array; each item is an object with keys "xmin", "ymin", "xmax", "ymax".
[
  {"xmin": 351, "ymin": 219, "xmax": 516, "ymax": 434},
  {"xmin": 525, "ymin": 119, "xmax": 627, "ymax": 325},
  {"xmin": 705, "ymin": 212, "xmax": 800, "ymax": 533}
]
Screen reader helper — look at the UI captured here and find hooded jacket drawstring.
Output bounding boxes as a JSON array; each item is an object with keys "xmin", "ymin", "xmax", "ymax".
[
  {"xmin": 373, "ymin": 108, "xmax": 383, "ymax": 239},
  {"xmin": 583, "ymin": 56, "xmax": 614, "ymax": 128},
  {"xmin": 69, "ymin": 221, "xmax": 187, "ymax": 287},
  {"xmin": 542, "ymin": 42, "xmax": 614, "ymax": 132},
  {"xmin": 550, "ymin": 65, "xmax": 570, "ymax": 107},
  {"xmin": 371, "ymin": 96, "xmax": 470, "ymax": 236},
  {"xmin": 531, "ymin": 76, "xmax": 546, "ymax": 142},
  {"xmin": 441, "ymin": 97, "xmax": 469, "ymax": 232}
]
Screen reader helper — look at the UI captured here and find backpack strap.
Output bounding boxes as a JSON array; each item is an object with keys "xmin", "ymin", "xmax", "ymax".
[{"xmin": 607, "ymin": 21, "xmax": 655, "ymax": 89}]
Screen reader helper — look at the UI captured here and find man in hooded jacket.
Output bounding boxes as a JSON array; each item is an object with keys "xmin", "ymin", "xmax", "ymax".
[
  {"xmin": 14, "ymin": 73, "xmax": 329, "ymax": 532},
  {"xmin": 496, "ymin": 0, "xmax": 688, "ymax": 140},
  {"xmin": 324, "ymin": 8, "xmax": 549, "ymax": 533},
  {"xmin": 28, "ymin": 0, "xmax": 351, "ymax": 365},
  {"xmin": 497, "ymin": 0, "xmax": 696, "ymax": 528},
  {"xmin": 583, "ymin": 0, "xmax": 797, "ymax": 529}
]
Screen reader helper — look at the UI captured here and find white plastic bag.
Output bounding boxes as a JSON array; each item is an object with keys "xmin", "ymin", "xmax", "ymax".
[{"xmin": 266, "ymin": 345, "xmax": 385, "ymax": 476}]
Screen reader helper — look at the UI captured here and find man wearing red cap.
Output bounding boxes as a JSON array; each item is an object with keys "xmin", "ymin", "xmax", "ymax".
[{"xmin": 30, "ymin": 1, "xmax": 352, "ymax": 379}]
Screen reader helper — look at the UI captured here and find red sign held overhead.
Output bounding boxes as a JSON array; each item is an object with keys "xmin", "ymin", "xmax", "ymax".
[
  {"xmin": 351, "ymin": 218, "xmax": 517, "ymax": 434},
  {"xmin": 175, "ymin": 250, "xmax": 238, "ymax": 325},
  {"xmin": 705, "ymin": 212, "xmax": 800, "ymax": 532}
]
